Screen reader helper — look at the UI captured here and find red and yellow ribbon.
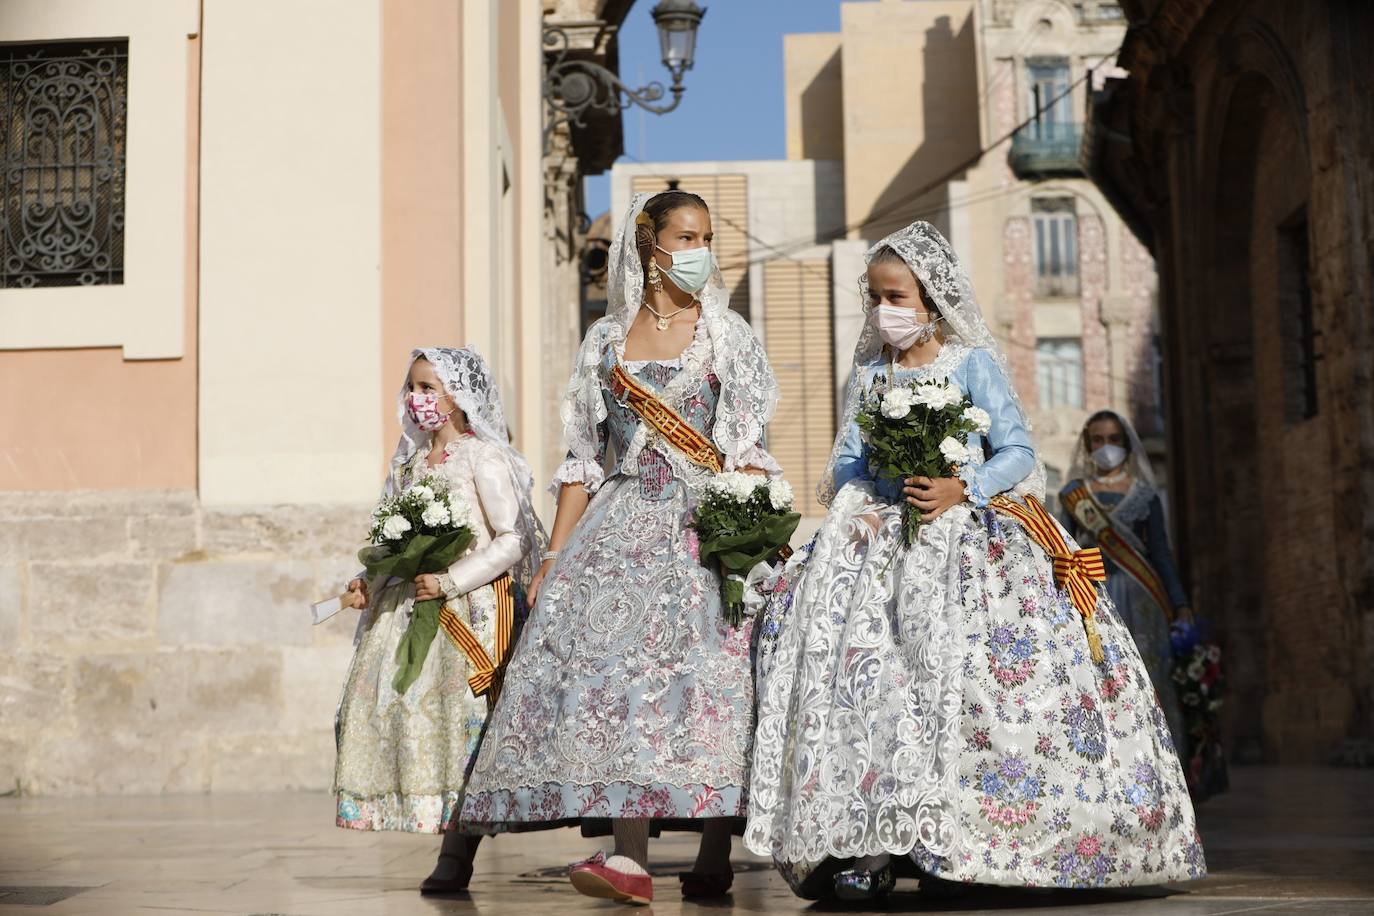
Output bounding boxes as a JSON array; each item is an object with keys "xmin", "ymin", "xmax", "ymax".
[
  {"xmin": 1060, "ymin": 483, "xmax": 1173, "ymax": 621},
  {"xmin": 610, "ymin": 362, "xmax": 723, "ymax": 473},
  {"xmin": 438, "ymin": 572, "xmax": 517, "ymax": 700},
  {"xmin": 990, "ymin": 494, "xmax": 1108, "ymax": 663}
]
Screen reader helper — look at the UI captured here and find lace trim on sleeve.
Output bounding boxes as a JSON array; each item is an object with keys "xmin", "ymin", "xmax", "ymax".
[
  {"xmin": 958, "ymin": 464, "xmax": 990, "ymax": 508},
  {"xmin": 549, "ymin": 457, "xmax": 606, "ymax": 497}
]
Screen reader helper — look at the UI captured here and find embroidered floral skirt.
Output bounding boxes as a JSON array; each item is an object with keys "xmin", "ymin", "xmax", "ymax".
[
  {"xmin": 1107, "ymin": 573, "xmax": 1186, "ymax": 748},
  {"xmin": 746, "ymin": 482, "xmax": 1205, "ymax": 895},
  {"xmin": 333, "ymin": 584, "xmax": 497, "ymax": 833},
  {"xmin": 460, "ymin": 474, "xmax": 755, "ymax": 830}
]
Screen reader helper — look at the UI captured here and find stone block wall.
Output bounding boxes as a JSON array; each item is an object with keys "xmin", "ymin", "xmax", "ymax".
[{"xmin": 0, "ymin": 490, "xmax": 370, "ymax": 795}]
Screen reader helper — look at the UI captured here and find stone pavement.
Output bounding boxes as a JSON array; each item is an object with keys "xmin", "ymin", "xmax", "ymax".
[{"xmin": 1, "ymin": 766, "xmax": 1370, "ymax": 915}]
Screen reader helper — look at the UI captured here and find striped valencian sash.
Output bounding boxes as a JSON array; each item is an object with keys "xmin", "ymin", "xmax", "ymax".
[
  {"xmin": 990, "ymin": 494, "xmax": 1109, "ymax": 663},
  {"xmin": 609, "ymin": 362, "xmax": 723, "ymax": 473},
  {"xmin": 1060, "ymin": 480, "xmax": 1174, "ymax": 621},
  {"xmin": 438, "ymin": 572, "xmax": 517, "ymax": 699}
]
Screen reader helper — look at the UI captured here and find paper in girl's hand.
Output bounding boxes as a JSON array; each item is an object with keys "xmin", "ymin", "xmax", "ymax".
[{"xmin": 311, "ymin": 596, "xmax": 345, "ymax": 625}]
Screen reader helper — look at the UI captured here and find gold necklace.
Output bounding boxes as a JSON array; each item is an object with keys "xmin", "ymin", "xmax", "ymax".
[{"xmin": 642, "ymin": 299, "xmax": 696, "ymax": 331}]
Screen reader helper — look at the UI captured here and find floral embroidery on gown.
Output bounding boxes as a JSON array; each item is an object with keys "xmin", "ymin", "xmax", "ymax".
[
  {"xmin": 333, "ymin": 346, "xmax": 541, "ymax": 834},
  {"xmin": 744, "ymin": 223, "xmax": 1204, "ymax": 897},
  {"xmin": 334, "ymin": 436, "xmax": 526, "ymax": 833},
  {"xmin": 461, "ymin": 318, "xmax": 775, "ymax": 829},
  {"xmin": 1058, "ymin": 479, "xmax": 1189, "ymax": 747}
]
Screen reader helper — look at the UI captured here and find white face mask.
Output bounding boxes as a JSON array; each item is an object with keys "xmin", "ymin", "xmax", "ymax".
[
  {"xmin": 870, "ymin": 304, "xmax": 941, "ymax": 351},
  {"xmin": 1091, "ymin": 444, "xmax": 1129, "ymax": 472},
  {"xmin": 654, "ymin": 244, "xmax": 716, "ymax": 294}
]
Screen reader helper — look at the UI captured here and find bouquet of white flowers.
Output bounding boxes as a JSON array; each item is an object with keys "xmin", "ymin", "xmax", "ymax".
[
  {"xmin": 360, "ymin": 474, "xmax": 477, "ymax": 693},
  {"xmin": 855, "ymin": 376, "xmax": 992, "ymax": 546},
  {"xmin": 692, "ymin": 473, "xmax": 802, "ymax": 627}
]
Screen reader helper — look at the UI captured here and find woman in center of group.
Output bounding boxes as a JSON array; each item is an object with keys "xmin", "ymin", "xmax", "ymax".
[{"xmin": 460, "ymin": 190, "xmax": 781, "ymax": 906}]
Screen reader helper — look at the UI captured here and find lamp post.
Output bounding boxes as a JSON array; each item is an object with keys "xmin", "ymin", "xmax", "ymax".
[{"xmin": 543, "ymin": 0, "xmax": 706, "ymax": 152}]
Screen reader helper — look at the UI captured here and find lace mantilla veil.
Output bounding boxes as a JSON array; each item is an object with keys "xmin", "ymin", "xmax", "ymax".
[
  {"xmin": 391, "ymin": 346, "xmax": 547, "ymax": 587},
  {"xmin": 1068, "ymin": 408, "xmax": 1157, "ymax": 488},
  {"xmin": 558, "ymin": 192, "xmax": 779, "ymax": 477},
  {"xmin": 816, "ymin": 221, "xmax": 1047, "ymax": 506}
]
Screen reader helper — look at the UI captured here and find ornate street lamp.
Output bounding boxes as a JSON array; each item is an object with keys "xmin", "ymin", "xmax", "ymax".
[{"xmin": 543, "ymin": 0, "xmax": 706, "ymax": 151}]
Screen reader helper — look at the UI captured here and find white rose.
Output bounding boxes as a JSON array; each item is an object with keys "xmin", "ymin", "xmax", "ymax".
[
  {"xmin": 915, "ymin": 383, "xmax": 959, "ymax": 410},
  {"xmin": 421, "ymin": 501, "xmax": 451, "ymax": 528},
  {"xmin": 1186, "ymin": 660, "xmax": 1205, "ymax": 681},
  {"xmin": 710, "ymin": 471, "xmax": 761, "ymax": 504},
  {"xmin": 881, "ymin": 388, "xmax": 914, "ymax": 420},
  {"xmin": 911, "ymin": 384, "xmax": 942, "ymax": 408},
  {"xmin": 881, "ymin": 400, "xmax": 911, "ymax": 420},
  {"xmin": 939, "ymin": 436, "xmax": 971, "ymax": 465},
  {"xmin": 962, "ymin": 405, "xmax": 992, "ymax": 434},
  {"xmin": 767, "ymin": 477, "xmax": 795, "ymax": 511},
  {"xmin": 409, "ymin": 484, "xmax": 435, "ymax": 503},
  {"xmin": 381, "ymin": 515, "xmax": 412, "ymax": 541}
]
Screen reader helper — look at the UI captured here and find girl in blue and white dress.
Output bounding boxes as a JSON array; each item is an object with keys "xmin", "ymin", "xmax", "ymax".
[{"xmin": 745, "ymin": 222, "xmax": 1205, "ymax": 901}]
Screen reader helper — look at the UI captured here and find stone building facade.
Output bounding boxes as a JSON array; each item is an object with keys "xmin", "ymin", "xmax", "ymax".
[
  {"xmin": 0, "ymin": 0, "xmax": 635, "ymax": 795},
  {"xmin": 613, "ymin": 0, "xmax": 1165, "ymax": 512},
  {"xmin": 1085, "ymin": 0, "xmax": 1374, "ymax": 762}
]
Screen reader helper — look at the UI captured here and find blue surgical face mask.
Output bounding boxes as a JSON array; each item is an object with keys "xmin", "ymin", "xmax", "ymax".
[{"xmin": 655, "ymin": 244, "xmax": 716, "ymax": 295}]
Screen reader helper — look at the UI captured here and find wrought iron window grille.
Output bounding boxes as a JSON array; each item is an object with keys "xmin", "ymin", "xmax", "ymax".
[{"xmin": 2, "ymin": 40, "xmax": 128, "ymax": 289}]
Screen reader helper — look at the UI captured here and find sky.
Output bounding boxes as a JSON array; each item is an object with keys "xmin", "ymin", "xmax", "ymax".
[{"xmin": 582, "ymin": 0, "xmax": 845, "ymax": 218}]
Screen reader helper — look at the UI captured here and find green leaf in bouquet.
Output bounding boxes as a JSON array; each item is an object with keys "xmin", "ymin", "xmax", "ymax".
[
  {"xmin": 358, "ymin": 525, "xmax": 476, "ymax": 695},
  {"xmin": 392, "ymin": 596, "xmax": 442, "ymax": 694},
  {"xmin": 697, "ymin": 510, "xmax": 801, "ymax": 627},
  {"xmin": 357, "ymin": 527, "xmax": 476, "ymax": 582},
  {"xmin": 697, "ymin": 511, "xmax": 802, "ymax": 574}
]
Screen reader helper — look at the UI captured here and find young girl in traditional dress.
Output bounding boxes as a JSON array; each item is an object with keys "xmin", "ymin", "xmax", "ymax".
[
  {"xmin": 333, "ymin": 347, "xmax": 543, "ymax": 894},
  {"xmin": 460, "ymin": 191, "xmax": 781, "ymax": 906},
  {"xmin": 746, "ymin": 222, "xmax": 1205, "ymax": 901},
  {"xmin": 1059, "ymin": 410, "xmax": 1192, "ymax": 748}
]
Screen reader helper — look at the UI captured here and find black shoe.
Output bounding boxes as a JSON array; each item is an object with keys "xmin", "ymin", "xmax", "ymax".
[
  {"xmin": 834, "ymin": 863, "xmax": 895, "ymax": 902},
  {"xmin": 679, "ymin": 870, "xmax": 733, "ymax": 898},
  {"xmin": 419, "ymin": 856, "xmax": 473, "ymax": 895},
  {"xmin": 420, "ymin": 834, "xmax": 482, "ymax": 895}
]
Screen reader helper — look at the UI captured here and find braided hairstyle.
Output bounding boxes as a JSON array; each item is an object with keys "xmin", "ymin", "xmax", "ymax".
[{"xmin": 634, "ymin": 190, "xmax": 710, "ymax": 278}]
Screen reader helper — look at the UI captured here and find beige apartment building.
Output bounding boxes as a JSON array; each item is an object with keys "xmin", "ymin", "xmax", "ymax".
[
  {"xmin": 0, "ymin": 0, "xmax": 631, "ymax": 795},
  {"xmin": 616, "ymin": 0, "xmax": 1160, "ymax": 514}
]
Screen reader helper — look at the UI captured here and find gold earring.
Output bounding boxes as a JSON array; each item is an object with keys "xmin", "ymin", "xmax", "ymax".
[{"xmin": 647, "ymin": 258, "xmax": 664, "ymax": 293}]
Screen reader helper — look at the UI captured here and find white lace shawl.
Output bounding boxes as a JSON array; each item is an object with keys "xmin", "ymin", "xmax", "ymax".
[
  {"xmin": 817, "ymin": 221, "xmax": 1047, "ymax": 507},
  {"xmin": 390, "ymin": 347, "xmax": 546, "ymax": 587},
  {"xmin": 558, "ymin": 193, "xmax": 780, "ymax": 486}
]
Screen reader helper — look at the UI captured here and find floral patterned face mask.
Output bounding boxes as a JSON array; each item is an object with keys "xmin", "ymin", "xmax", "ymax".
[{"xmin": 406, "ymin": 391, "xmax": 453, "ymax": 432}]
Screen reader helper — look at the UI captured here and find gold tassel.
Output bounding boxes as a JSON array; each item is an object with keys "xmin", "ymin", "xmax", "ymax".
[{"xmin": 1083, "ymin": 614, "xmax": 1105, "ymax": 664}]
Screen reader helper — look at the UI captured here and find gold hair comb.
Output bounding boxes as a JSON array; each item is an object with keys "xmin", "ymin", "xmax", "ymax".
[{"xmin": 635, "ymin": 211, "xmax": 654, "ymax": 227}]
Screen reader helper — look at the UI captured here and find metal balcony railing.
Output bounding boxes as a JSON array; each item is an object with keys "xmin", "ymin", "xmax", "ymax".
[{"xmin": 1008, "ymin": 121, "xmax": 1085, "ymax": 178}]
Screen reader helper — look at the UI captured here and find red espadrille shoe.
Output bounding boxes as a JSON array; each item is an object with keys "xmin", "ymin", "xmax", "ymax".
[{"xmin": 569, "ymin": 851, "xmax": 653, "ymax": 906}]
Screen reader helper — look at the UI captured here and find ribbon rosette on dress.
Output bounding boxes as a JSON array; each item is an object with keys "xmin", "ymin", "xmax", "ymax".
[{"xmin": 991, "ymin": 493, "xmax": 1108, "ymax": 663}]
